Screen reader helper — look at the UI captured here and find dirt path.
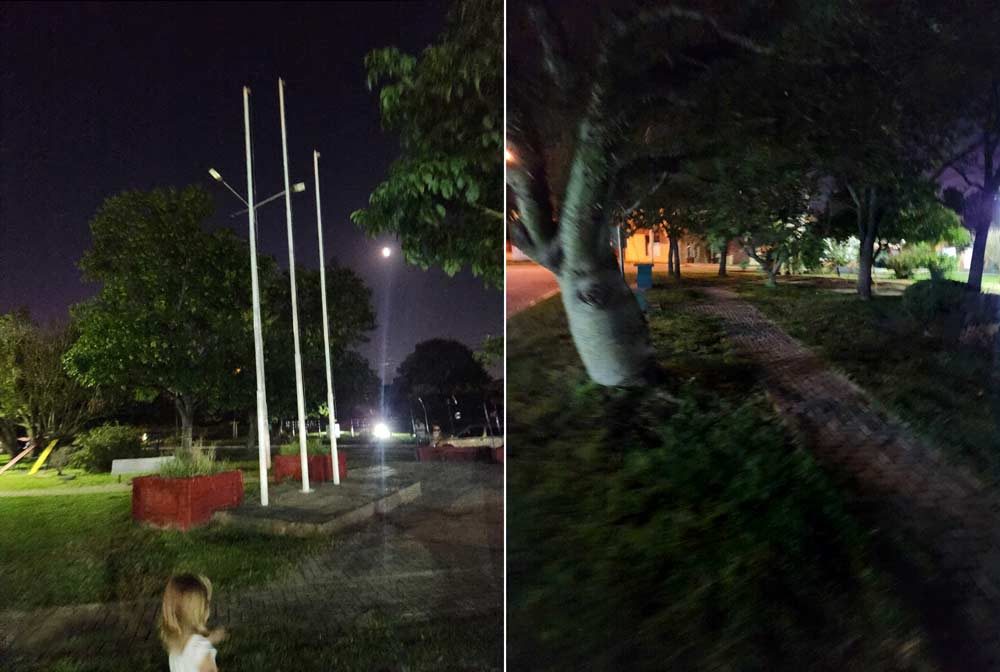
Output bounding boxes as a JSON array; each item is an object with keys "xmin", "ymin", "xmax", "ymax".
[{"xmin": 696, "ymin": 287, "xmax": 1000, "ymax": 671}]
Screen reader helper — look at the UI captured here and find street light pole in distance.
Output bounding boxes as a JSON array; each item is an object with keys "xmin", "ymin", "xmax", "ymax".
[
  {"xmin": 313, "ymin": 149, "xmax": 340, "ymax": 485},
  {"xmin": 278, "ymin": 77, "xmax": 311, "ymax": 494}
]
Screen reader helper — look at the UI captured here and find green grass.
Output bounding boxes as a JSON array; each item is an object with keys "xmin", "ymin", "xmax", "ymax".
[
  {"xmin": 35, "ymin": 611, "xmax": 501, "ymax": 672},
  {"xmin": 0, "ymin": 492, "xmax": 325, "ymax": 610},
  {"xmin": 0, "ymin": 453, "xmax": 140, "ymax": 490},
  {"xmin": 733, "ymin": 276, "xmax": 1000, "ymax": 484},
  {"xmin": 507, "ymin": 293, "xmax": 933, "ymax": 671}
]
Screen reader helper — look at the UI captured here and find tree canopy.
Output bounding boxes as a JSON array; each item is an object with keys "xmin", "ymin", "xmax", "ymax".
[
  {"xmin": 0, "ymin": 311, "xmax": 100, "ymax": 452},
  {"xmin": 351, "ymin": 0, "xmax": 503, "ymax": 288},
  {"xmin": 64, "ymin": 186, "xmax": 252, "ymax": 453}
]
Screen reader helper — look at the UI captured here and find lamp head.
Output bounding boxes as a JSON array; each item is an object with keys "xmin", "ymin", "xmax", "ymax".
[
  {"xmin": 292, "ymin": 182, "xmax": 306, "ymax": 193},
  {"xmin": 208, "ymin": 168, "xmax": 223, "ymax": 182}
]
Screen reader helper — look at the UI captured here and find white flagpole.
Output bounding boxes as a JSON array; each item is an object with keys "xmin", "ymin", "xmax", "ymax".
[
  {"xmin": 278, "ymin": 77, "xmax": 311, "ymax": 493},
  {"xmin": 313, "ymin": 150, "xmax": 341, "ymax": 484},
  {"xmin": 243, "ymin": 86, "xmax": 269, "ymax": 506}
]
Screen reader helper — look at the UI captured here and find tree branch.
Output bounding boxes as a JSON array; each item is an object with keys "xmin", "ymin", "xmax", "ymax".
[
  {"xmin": 527, "ymin": 4, "xmax": 574, "ymax": 92},
  {"xmin": 611, "ymin": 6, "xmax": 772, "ymax": 57},
  {"xmin": 932, "ymin": 136, "xmax": 986, "ymax": 180},
  {"xmin": 506, "ymin": 117, "xmax": 561, "ymax": 271}
]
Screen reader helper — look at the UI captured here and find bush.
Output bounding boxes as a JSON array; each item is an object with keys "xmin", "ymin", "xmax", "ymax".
[
  {"xmin": 69, "ymin": 423, "xmax": 144, "ymax": 473},
  {"xmin": 158, "ymin": 451, "xmax": 222, "ymax": 478},
  {"xmin": 278, "ymin": 436, "xmax": 328, "ymax": 456},
  {"xmin": 901, "ymin": 279, "xmax": 967, "ymax": 324},
  {"xmin": 887, "ymin": 244, "xmax": 957, "ymax": 280}
]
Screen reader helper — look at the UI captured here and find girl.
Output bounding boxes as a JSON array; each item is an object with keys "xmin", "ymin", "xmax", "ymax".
[{"xmin": 160, "ymin": 574, "xmax": 227, "ymax": 672}]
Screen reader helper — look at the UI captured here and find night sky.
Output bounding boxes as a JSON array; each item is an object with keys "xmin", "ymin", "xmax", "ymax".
[{"xmin": 0, "ymin": 1, "xmax": 502, "ymax": 381}]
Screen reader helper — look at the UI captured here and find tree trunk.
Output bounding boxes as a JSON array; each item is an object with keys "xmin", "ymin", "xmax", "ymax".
[
  {"xmin": 246, "ymin": 409, "xmax": 257, "ymax": 451},
  {"xmin": 718, "ymin": 242, "xmax": 728, "ymax": 277},
  {"xmin": 966, "ymin": 215, "xmax": 991, "ymax": 293},
  {"xmin": 558, "ymin": 264, "xmax": 653, "ymax": 386},
  {"xmin": 667, "ymin": 239, "xmax": 675, "ymax": 276},
  {"xmin": 0, "ymin": 420, "xmax": 17, "ymax": 456},
  {"xmin": 175, "ymin": 395, "xmax": 194, "ymax": 458},
  {"xmin": 765, "ymin": 254, "xmax": 783, "ymax": 287},
  {"xmin": 857, "ymin": 187, "xmax": 878, "ymax": 301},
  {"xmin": 670, "ymin": 238, "xmax": 681, "ymax": 278}
]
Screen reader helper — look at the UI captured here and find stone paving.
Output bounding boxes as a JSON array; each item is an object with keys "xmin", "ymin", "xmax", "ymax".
[
  {"xmin": 695, "ymin": 286, "xmax": 1000, "ymax": 671},
  {"xmin": 0, "ymin": 462, "xmax": 502, "ymax": 670}
]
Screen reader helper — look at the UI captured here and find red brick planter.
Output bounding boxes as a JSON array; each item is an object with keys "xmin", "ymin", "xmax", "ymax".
[
  {"xmin": 416, "ymin": 444, "xmax": 493, "ymax": 463},
  {"xmin": 272, "ymin": 453, "xmax": 348, "ymax": 484},
  {"xmin": 493, "ymin": 445, "xmax": 503, "ymax": 463},
  {"xmin": 132, "ymin": 470, "xmax": 244, "ymax": 530}
]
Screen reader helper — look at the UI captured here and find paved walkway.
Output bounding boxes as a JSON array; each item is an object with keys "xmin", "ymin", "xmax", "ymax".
[
  {"xmin": 1, "ymin": 463, "xmax": 502, "ymax": 670},
  {"xmin": 506, "ymin": 262, "xmax": 559, "ymax": 316},
  {"xmin": 695, "ymin": 287, "xmax": 1000, "ymax": 671}
]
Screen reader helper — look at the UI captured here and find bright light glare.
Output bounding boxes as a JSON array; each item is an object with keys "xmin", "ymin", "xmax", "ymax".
[
  {"xmin": 209, "ymin": 168, "xmax": 223, "ymax": 182},
  {"xmin": 504, "ymin": 147, "xmax": 515, "ymax": 163},
  {"xmin": 381, "ymin": 246, "xmax": 391, "ymax": 258},
  {"xmin": 373, "ymin": 422, "xmax": 390, "ymax": 440},
  {"xmin": 292, "ymin": 182, "xmax": 306, "ymax": 193}
]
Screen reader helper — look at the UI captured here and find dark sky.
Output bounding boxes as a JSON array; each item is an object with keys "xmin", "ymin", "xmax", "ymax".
[{"xmin": 0, "ymin": 1, "xmax": 502, "ymax": 381}]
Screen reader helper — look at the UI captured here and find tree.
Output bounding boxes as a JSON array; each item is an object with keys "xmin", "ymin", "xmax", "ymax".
[
  {"xmin": 65, "ymin": 186, "xmax": 252, "ymax": 456},
  {"xmin": 0, "ymin": 312, "xmax": 100, "ymax": 451},
  {"xmin": 351, "ymin": 0, "xmax": 503, "ymax": 288},
  {"xmin": 929, "ymin": 0, "xmax": 1000, "ymax": 292},
  {"xmin": 773, "ymin": 1, "xmax": 962, "ymax": 299},
  {"xmin": 263, "ymin": 261, "xmax": 377, "ymax": 423},
  {"xmin": 396, "ymin": 338, "xmax": 491, "ymax": 427},
  {"xmin": 508, "ymin": 3, "xmax": 772, "ymax": 385},
  {"xmin": 474, "ymin": 334, "xmax": 504, "ymax": 369}
]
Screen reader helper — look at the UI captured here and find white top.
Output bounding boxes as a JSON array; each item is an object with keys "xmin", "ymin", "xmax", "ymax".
[{"xmin": 169, "ymin": 634, "xmax": 217, "ymax": 672}]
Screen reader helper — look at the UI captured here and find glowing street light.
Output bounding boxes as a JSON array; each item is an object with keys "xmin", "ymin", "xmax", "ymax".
[
  {"xmin": 373, "ymin": 422, "xmax": 391, "ymax": 440},
  {"xmin": 381, "ymin": 246, "xmax": 392, "ymax": 258},
  {"xmin": 505, "ymin": 147, "xmax": 515, "ymax": 163}
]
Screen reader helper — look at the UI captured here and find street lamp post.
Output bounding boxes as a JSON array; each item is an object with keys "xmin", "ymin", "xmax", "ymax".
[
  {"xmin": 312, "ymin": 149, "xmax": 341, "ymax": 485},
  {"xmin": 278, "ymin": 77, "xmax": 311, "ymax": 494},
  {"xmin": 241, "ymin": 86, "xmax": 269, "ymax": 507}
]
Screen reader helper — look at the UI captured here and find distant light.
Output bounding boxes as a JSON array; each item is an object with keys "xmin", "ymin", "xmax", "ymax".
[
  {"xmin": 373, "ymin": 422, "xmax": 390, "ymax": 440},
  {"xmin": 504, "ymin": 147, "xmax": 515, "ymax": 163},
  {"xmin": 209, "ymin": 168, "xmax": 223, "ymax": 182},
  {"xmin": 141, "ymin": 433, "xmax": 148, "ymax": 442},
  {"xmin": 381, "ymin": 246, "xmax": 391, "ymax": 258},
  {"xmin": 292, "ymin": 182, "xmax": 306, "ymax": 193}
]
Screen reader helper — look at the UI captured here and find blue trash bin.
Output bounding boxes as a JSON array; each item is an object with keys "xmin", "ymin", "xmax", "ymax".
[{"xmin": 635, "ymin": 263, "xmax": 653, "ymax": 290}]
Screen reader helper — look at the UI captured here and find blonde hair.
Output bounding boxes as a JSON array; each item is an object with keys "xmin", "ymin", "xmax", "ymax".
[{"xmin": 160, "ymin": 574, "xmax": 213, "ymax": 653}]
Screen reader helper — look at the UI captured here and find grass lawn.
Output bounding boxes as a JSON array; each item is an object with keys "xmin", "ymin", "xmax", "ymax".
[
  {"xmin": 732, "ymin": 275, "xmax": 1000, "ymax": 485},
  {"xmin": 0, "ymin": 467, "xmax": 130, "ymax": 490},
  {"xmin": 37, "ymin": 611, "xmax": 501, "ymax": 672},
  {"xmin": 507, "ymin": 292, "xmax": 934, "ymax": 671},
  {"xmin": 0, "ymin": 492, "xmax": 325, "ymax": 610}
]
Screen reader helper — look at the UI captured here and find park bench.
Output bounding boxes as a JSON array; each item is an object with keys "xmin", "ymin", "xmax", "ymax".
[{"xmin": 110, "ymin": 456, "xmax": 175, "ymax": 480}]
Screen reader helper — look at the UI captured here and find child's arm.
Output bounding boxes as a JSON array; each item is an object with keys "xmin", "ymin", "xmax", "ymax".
[
  {"xmin": 207, "ymin": 627, "xmax": 227, "ymax": 645},
  {"xmin": 198, "ymin": 654, "xmax": 218, "ymax": 672}
]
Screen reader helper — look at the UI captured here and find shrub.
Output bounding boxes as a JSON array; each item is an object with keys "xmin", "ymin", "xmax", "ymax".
[
  {"xmin": 278, "ymin": 436, "xmax": 328, "ymax": 456},
  {"xmin": 157, "ymin": 451, "xmax": 222, "ymax": 479},
  {"xmin": 70, "ymin": 423, "xmax": 144, "ymax": 473},
  {"xmin": 901, "ymin": 279, "xmax": 967, "ymax": 324},
  {"xmin": 887, "ymin": 244, "xmax": 956, "ymax": 280}
]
